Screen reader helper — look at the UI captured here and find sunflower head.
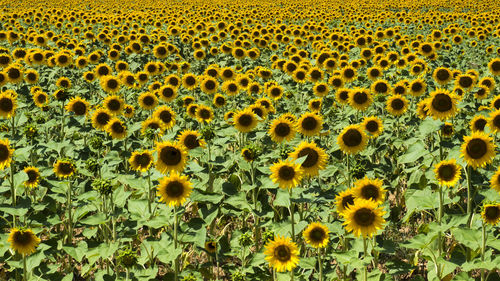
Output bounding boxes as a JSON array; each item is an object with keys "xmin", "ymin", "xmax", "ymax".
[
  {"xmin": 156, "ymin": 171, "xmax": 193, "ymax": 207},
  {"xmin": 205, "ymin": 241, "xmax": 217, "ymax": 253},
  {"xmin": 65, "ymin": 96, "xmax": 90, "ymax": 116},
  {"xmin": 234, "ymin": 109, "xmax": 258, "ymax": 133},
  {"xmin": 106, "ymin": 118, "xmax": 127, "ymax": 139},
  {"xmin": 460, "ymin": 132, "xmax": 496, "ymax": 169},
  {"xmin": 337, "ymin": 125, "xmax": 368, "ymax": 155},
  {"xmin": 53, "ymin": 159, "xmax": 76, "ymax": 178},
  {"xmin": 0, "ymin": 90, "xmax": 17, "ymax": 118},
  {"xmin": 303, "ymin": 222, "xmax": 329, "ymax": 248},
  {"xmin": 353, "ymin": 177, "xmax": 386, "ymax": 204},
  {"xmin": 434, "ymin": 159, "xmax": 462, "ymax": 187},
  {"xmin": 8, "ymin": 227, "xmax": 41, "ymax": 255},
  {"xmin": 263, "ymin": 235, "xmax": 300, "ymax": 272},
  {"xmin": 426, "ymin": 89, "xmax": 458, "ymax": 120},
  {"xmin": 341, "ymin": 198, "xmax": 386, "ymax": 238},
  {"xmin": 156, "ymin": 141, "xmax": 187, "ymax": 174},
  {"xmin": 178, "ymin": 130, "xmax": 206, "ymax": 150},
  {"xmin": 481, "ymin": 203, "xmax": 500, "ymax": 225},
  {"xmin": 269, "ymin": 116, "xmax": 296, "ymax": 143},
  {"xmin": 0, "ymin": 138, "xmax": 14, "ymax": 170},
  {"xmin": 386, "ymin": 94, "xmax": 408, "ymax": 116},
  {"xmin": 23, "ymin": 166, "xmax": 40, "ymax": 188},
  {"xmin": 297, "ymin": 112, "xmax": 323, "ymax": 137},
  {"xmin": 289, "ymin": 141, "xmax": 328, "ymax": 177},
  {"xmin": 269, "ymin": 159, "xmax": 303, "ymax": 189}
]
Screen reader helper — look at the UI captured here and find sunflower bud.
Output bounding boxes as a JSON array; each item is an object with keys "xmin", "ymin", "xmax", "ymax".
[
  {"xmin": 239, "ymin": 232, "xmax": 253, "ymax": 247},
  {"xmin": 262, "ymin": 230, "xmax": 274, "ymax": 243},
  {"xmin": 0, "ymin": 123, "xmax": 9, "ymax": 132},
  {"xmin": 23, "ymin": 123, "xmax": 38, "ymax": 139},
  {"xmin": 92, "ymin": 178, "xmax": 113, "ymax": 196},
  {"xmin": 117, "ymin": 249, "xmax": 138, "ymax": 268},
  {"xmin": 89, "ymin": 136, "xmax": 104, "ymax": 151},
  {"xmin": 85, "ymin": 158, "xmax": 99, "ymax": 174},
  {"xmin": 232, "ymin": 271, "xmax": 246, "ymax": 281},
  {"xmin": 200, "ymin": 124, "xmax": 215, "ymax": 141},
  {"xmin": 182, "ymin": 273, "xmax": 197, "ymax": 281}
]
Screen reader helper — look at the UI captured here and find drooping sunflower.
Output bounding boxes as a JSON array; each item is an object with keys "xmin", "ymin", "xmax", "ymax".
[
  {"xmin": 335, "ymin": 188, "xmax": 356, "ymax": 215},
  {"xmin": 362, "ymin": 116, "xmax": 383, "ymax": 138},
  {"xmin": 490, "ymin": 167, "xmax": 500, "ymax": 193},
  {"xmin": 23, "ymin": 166, "xmax": 40, "ymax": 188},
  {"xmin": 53, "ymin": 159, "xmax": 76, "ymax": 178},
  {"xmin": 460, "ymin": 132, "xmax": 496, "ymax": 169},
  {"xmin": 65, "ymin": 96, "xmax": 90, "ymax": 116},
  {"xmin": 353, "ymin": 177, "xmax": 386, "ymax": 204},
  {"xmin": 434, "ymin": 159, "xmax": 462, "ymax": 187},
  {"xmin": 196, "ymin": 105, "xmax": 214, "ymax": 124},
  {"xmin": 426, "ymin": 89, "xmax": 458, "ymax": 120},
  {"xmin": 289, "ymin": 141, "xmax": 328, "ymax": 177},
  {"xmin": 205, "ymin": 241, "xmax": 217, "ymax": 253},
  {"xmin": 157, "ymin": 171, "xmax": 193, "ymax": 207},
  {"xmin": 103, "ymin": 95, "xmax": 125, "ymax": 115},
  {"xmin": 337, "ymin": 125, "xmax": 368, "ymax": 155},
  {"xmin": 296, "ymin": 112, "xmax": 323, "ymax": 137},
  {"xmin": 481, "ymin": 204, "xmax": 500, "ymax": 225},
  {"xmin": 348, "ymin": 88, "xmax": 372, "ymax": 111},
  {"xmin": 156, "ymin": 141, "xmax": 187, "ymax": 174},
  {"xmin": 302, "ymin": 222, "xmax": 329, "ymax": 248},
  {"xmin": 269, "ymin": 159, "xmax": 303, "ymax": 189},
  {"xmin": 234, "ymin": 109, "xmax": 258, "ymax": 133},
  {"xmin": 129, "ymin": 150, "xmax": 154, "ymax": 172},
  {"xmin": 141, "ymin": 118, "xmax": 164, "ymax": 136},
  {"xmin": 386, "ymin": 94, "xmax": 408, "ymax": 116},
  {"xmin": 138, "ymin": 92, "xmax": 159, "ymax": 110},
  {"xmin": 105, "ymin": 118, "xmax": 127, "ymax": 139},
  {"xmin": 268, "ymin": 117, "xmax": 296, "ymax": 143},
  {"xmin": 0, "ymin": 139, "xmax": 14, "ymax": 170},
  {"xmin": 263, "ymin": 235, "xmax": 300, "ymax": 272},
  {"xmin": 8, "ymin": 228, "xmax": 41, "ymax": 255},
  {"xmin": 0, "ymin": 90, "xmax": 17, "ymax": 118},
  {"xmin": 341, "ymin": 198, "xmax": 386, "ymax": 238}
]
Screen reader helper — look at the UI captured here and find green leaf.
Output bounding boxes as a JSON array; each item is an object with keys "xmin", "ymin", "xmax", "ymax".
[
  {"xmin": 398, "ymin": 141, "xmax": 428, "ymax": 164},
  {"xmin": 274, "ymin": 188, "xmax": 290, "ymax": 207},
  {"xmin": 80, "ymin": 213, "xmax": 108, "ymax": 225},
  {"xmin": 451, "ymin": 228, "xmax": 482, "ymax": 251}
]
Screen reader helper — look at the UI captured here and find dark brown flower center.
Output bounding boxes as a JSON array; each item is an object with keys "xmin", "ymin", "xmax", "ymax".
[
  {"xmin": 374, "ymin": 82, "xmax": 388, "ymax": 93},
  {"xmin": 343, "ymin": 68, "xmax": 355, "ymax": 78},
  {"xmin": 274, "ymin": 245, "xmax": 291, "ymax": 262},
  {"xmin": 297, "ymin": 147, "xmax": 319, "ymax": 168},
  {"xmin": 108, "ymin": 99, "xmax": 121, "ymax": 111},
  {"xmin": 13, "ymin": 231, "xmax": 34, "ymax": 246},
  {"xmin": 466, "ymin": 138, "xmax": 487, "ymax": 159},
  {"xmin": 431, "ymin": 93, "xmax": 452, "ymax": 112},
  {"xmin": 185, "ymin": 76, "xmax": 196, "ymax": 86},
  {"xmin": 58, "ymin": 162, "xmax": 74, "ymax": 175},
  {"xmin": 183, "ymin": 134, "xmax": 199, "ymax": 149},
  {"xmin": 353, "ymin": 92, "xmax": 368, "ymax": 105},
  {"xmin": 0, "ymin": 97, "xmax": 13, "ymax": 112},
  {"xmin": 72, "ymin": 101, "xmax": 87, "ymax": 115},
  {"xmin": 111, "ymin": 122, "xmax": 125, "ymax": 134},
  {"xmin": 0, "ymin": 144, "xmax": 9, "ymax": 161},
  {"xmin": 391, "ymin": 98, "xmax": 405, "ymax": 110},
  {"xmin": 143, "ymin": 96, "xmax": 155, "ymax": 106},
  {"xmin": 278, "ymin": 165, "xmax": 295, "ymax": 181},
  {"xmin": 342, "ymin": 194, "xmax": 354, "ymax": 209},
  {"xmin": 474, "ymin": 119, "xmax": 487, "ymax": 131},
  {"xmin": 204, "ymin": 80, "xmax": 216, "ymax": 90},
  {"xmin": 160, "ymin": 146, "xmax": 182, "ymax": 165},
  {"xmin": 96, "ymin": 112, "xmax": 110, "ymax": 125},
  {"xmin": 238, "ymin": 114, "xmax": 253, "ymax": 127},
  {"xmin": 302, "ymin": 116, "xmax": 318, "ymax": 131},
  {"xmin": 353, "ymin": 207, "xmax": 376, "ymax": 226},
  {"xmin": 199, "ymin": 109, "xmax": 211, "ymax": 119},
  {"xmin": 459, "ymin": 76, "xmax": 473, "ymax": 88},
  {"xmin": 309, "ymin": 227, "xmax": 326, "ymax": 242},
  {"xmin": 166, "ymin": 180, "xmax": 184, "ymax": 197},
  {"xmin": 361, "ymin": 184, "xmax": 379, "ymax": 200},
  {"xmin": 491, "ymin": 61, "xmax": 500, "ymax": 72},
  {"xmin": 438, "ymin": 164, "xmax": 456, "ymax": 181},
  {"xmin": 436, "ymin": 69, "xmax": 450, "ymax": 81},
  {"xmin": 342, "ymin": 129, "xmax": 362, "ymax": 147},
  {"xmin": 485, "ymin": 206, "xmax": 500, "ymax": 220},
  {"xmin": 27, "ymin": 170, "xmax": 38, "ymax": 182},
  {"xmin": 135, "ymin": 153, "xmax": 152, "ymax": 167}
]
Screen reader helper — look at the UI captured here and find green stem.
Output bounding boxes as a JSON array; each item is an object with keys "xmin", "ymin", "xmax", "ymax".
[
  {"xmin": 174, "ymin": 207, "xmax": 179, "ymax": 281},
  {"xmin": 9, "ymin": 160, "xmax": 16, "ymax": 226},
  {"xmin": 147, "ymin": 169, "xmax": 152, "ymax": 215},
  {"xmin": 23, "ymin": 254, "xmax": 27, "ymax": 281},
  {"xmin": 67, "ymin": 180, "xmax": 73, "ymax": 244},
  {"xmin": 346, "ymin": 154, "xmax": 351, "ymax": 187},
  {"xmin": 289, "ymin": 188, "xmax": 295, "ymax": 240},
  {"xmin": 61, "ymin": 101, "xmax": 65, "ymax": 141},
  {"xmin": 318, "ymin": 248, "xmax": 323, "ymax": 281},
  {"xmin": 363, "ymin": 237, "xmax": 368, "ymax": 281},
  {"xmin": 480, "ymin": 222, "xmax": 487, "ymax": 281},
  {"xmin": 466, "ymin": 166, "xmax": 473, "ymax": 227},
  {"xmin": 438, "ymin": 184, "xmax": 443, "ymax": 256}
]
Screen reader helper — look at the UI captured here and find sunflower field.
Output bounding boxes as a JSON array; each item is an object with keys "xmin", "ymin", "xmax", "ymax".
[{"xmin": 1, "ymin": 0, "xmax": 500, "ymax": 280}]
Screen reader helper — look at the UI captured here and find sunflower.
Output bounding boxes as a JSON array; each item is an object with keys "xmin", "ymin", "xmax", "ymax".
[
  {"xmin": 263, "ymin": 235, "xmax": 299, "ymax": 272},
  {"xmin": 157, "ymin": 85, "xmax": 177, "ymax": 103},
  {"xmin": 289, "ymin": 141, "xmax": 328, "ymax": 177},
  {"xmin": 432, "ymin": 67, "xmax": 452, "ymax": 85},
  {"xmin": 105, "ymin": 118, "xmax": 127, "ymax": 139},
  {"xmin": 65, "ymin": 97, "xmax": 90, "ymax": 116},
  {"xmin": 156, "ymin": 141, "xmax": 187, "ymax": 174},
  {"xmin": 490, "ymin": 167, "xmax": 500, "ymax": 194},
  {"xmin": 178, "ymin": 130, "xmax": 206, "ymax": 150},
  {"xmin": 308, "ymin": 98, "xmax": 322, "ymax": 112},
  {"xmin": 460, "ymin": 132, "xmax": 496, "ymax": 169},
  {"xmin": 408, "ymin": 79, "xmax": 427, "ymax": 96},
  {"xmin": 335, "ymin": 88, "xmax": 350, "ymax": 105},
  {"xmin": 233, "ymin": 109, "xmax": 258, "ymax": 133},
  {"xmin": 268, "ymin": 117, "xmax": 296, "ymax": 143},
  {"xmin": 123, "ymin": 104, "xmax": 135, "ymax": 118},
  {"xmin": 474, "ymin": 86, "xmax": 490, "ymax": 100},
  {"xmin": 337, "ymin": 125, "xmax": 368, "ymax": 155},
  {"xmin": 141, "ymin": 118, "xmax": 164, "ymax": 136},
  {"xmin": 455, "ymin": 74, "xmax": 475, "ymax": 91},
  {"xmin": 5, "ymin": 64, "xmax": 23, "ymax": 84},
  {"xmin": 0, "ymin": 91, "xmax": 17, "ymax": 118},
  {"xmin": 53, "ymin": 159, "xmax": 76, "ymax": 178},
  {"xmin": 303, "ymin": 222, "xmax": 329, "ymax": 248},
  {"xmin": 362, "ymin": 116, "xmax": 383, "ymax": 138},
  {"xmin": 348, "ymin": 88, "xmax": 372, "ymax": 111},
  {"xmin": 335, "ymin": 188, "xmax": 356, "ymax": 215},
  {"xmin": 200, "ymin": 76, "xmax": 219, "ymax": 94},
  {"xmin": 296, "ymin": 112, "xmax": 323, "ymax": 137},
  {"xmin": 328, "ymin": 75, "xmax": 344, "ymax": 89},
  {"xmin": 91, "ymin": 108, "xmax": 112, "ymax": 130},
  {"xmin": 267, "ymin": 84, "xmax": 284, "ymax": 100},
  {"xmin": 269, "ymin": 159, "xmax": 303, "ymax": 189},
  {"xmin": 205, "ymin": 241, "xmax": 217, "ymax": 253},
  {"xmin": 353, "ymin": 177, "xmax": 386, "ymax": 204},
  {"xmin": 426, "ymin": 89, "xmax": 458, "ymax": 120},
  {"xmin": 103, "ymin": 95, "xmax": 125, "ymax": 115},
  {"xmin": 56, "ymin": 77, "xmax": 72, "ymax": 89},
  {"xmin": 8, "ymin": 228, "xmax": 41, "ymax": 255},
  {"xmin": 470, "ymin": 115, "xmax": 488, "ymax": 132},
  {"xmin": 0, "ymin": 139, "xmax": 14, "ymax": 170},
  {"xmin": 186, "ymin": 104, "xmax": 199, "ymax": 119},
  {"xmin": 340, "ymin": 66, "xmax": 357, "ymax": 83},
  {"xmin": 129, "ymin": 150, "xmax": 154, "ymax": 172},
  {"xmin": 371, "ymin": 79, "xmax": 391, "ymax": 95},
  {"xmin": 196, "ymin": 105, "xmax": 214, "ymax": 124},
  {"xmin": 488, "ymin": 110, "xmax": 500, "ymax": 134},
  {"xmin": 386, "ymin": 94, "xmax": 408, "ymax": 116},
  {"xmin": 367, "ymin": 66, "xmax": 383, "ymax": 80},
  {"xmin": 157, "ymin": 171, "xmax": 193, "ymax": 207},
  {"xmin": 342, "ymin": 198, "xmax": 386, "ymax": 238},
  {"xmin": 24, "ymin": 69, "xmax": 39, "ymax": 84},
  {"xmin": 95, "ymin": 63, "xmax": 112, "ymax": 78},
  {"xmin": 312, "ymin": 82, "xmax": 329, "ymax": 97},
  {"xmin": 434, "ymin": 159, "xmax": 461, "ymax": 187},
  {"xmin": 138, "ymin": 92, "xmax": 159, "ymax": 110},
  {"xmin": 487, "ymin": 58, "xmax": 500, "ymax": 76},
  {"xmin": 481, "ymin": 204, "xmax": 500, "ymax": 225},
  {"xmin": 212, "ymin": 94, "xmax": 226, "ymax": 108},
  {"xmin": 479, "ymin": 77, "xmax": 495, "ymax": 92},
  {"xmin": 182, "ymin": 96, "xmax": 196, "ymax": 107},
  {"xmin": 23, "ymin": 166, "xmax": 40, "ymax": 188}
]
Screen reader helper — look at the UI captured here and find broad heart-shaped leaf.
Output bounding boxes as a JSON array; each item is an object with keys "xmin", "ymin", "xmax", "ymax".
[
  {"xmin": 403, "ymin": 187, "xmax": 459, "ymax": 222},
  {"xmin": 397, "ymin": 140, "xmax": 428, "ymax": 164},
  {"xmin": 127, "ymin": 199, "xmax": 150, "ymax": 221},
  {"xmin": 298, "ymin": 257, "xmax": 316, "ymax": 270},
  {"xmin": 427, "ymin": 257, "xmax": 458, "ymax": 281},
  {"xmin": 63, "ymin": 241, "xmax": 88, "ymax": 262},
  {"xmin": 451, "ymin": 227, "xmax": 482, "ymax": 251},
  {"xmin": 274, "ymin": 188, "xmax": 290, "ymax": 207},
  {"xmin": 80, "ymin": 213, "xmax": 107, "ymax": 225},
  {"xmin": 419, "ymin": 118, "xmax": 443, "ymax": 136}
]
